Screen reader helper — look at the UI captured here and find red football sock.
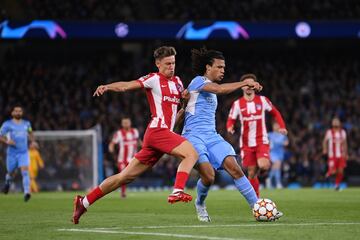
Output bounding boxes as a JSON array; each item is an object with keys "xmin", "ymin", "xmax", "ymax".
[
  {"xmin": 249, "ymin": 177, "xmax": 260, "ymax": 198},
  {"xmin": 86, "ymin": 186, "xmax": 104, "ymax": 205},
  {"xmin": 121, "ymin": 185, "xmax": 126, "ymax": 197},
  {"xmin": 173, "ymin": 171, "xmax": 189, "ymax": 191},
  {"xmin": 335, "ymin": 173, "xmax": 343, "ymax": 187}
]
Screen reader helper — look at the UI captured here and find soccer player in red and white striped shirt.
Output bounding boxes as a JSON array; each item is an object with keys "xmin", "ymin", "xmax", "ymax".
[
  {"xmin": 109, "ymin": 117, "xmax": 140, "ymax": 198},
  {"xmin": 322, "ymin": 117, "xmax": 348, "ymax": 190},
  {"xmin": 72, "ymin": 46, "xmax": 198, "ymax": 224},
  {"xmin": 226, "ymin": 74, "xmax": 287, "ymax": 197}
]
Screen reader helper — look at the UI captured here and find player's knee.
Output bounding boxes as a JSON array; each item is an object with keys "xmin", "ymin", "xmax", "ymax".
[
  {"xmin": 258, "ymin": 159, "xmax": 271, "ymax": 171},
  {"xmin": 201, "ymin": 172, "xmax": 215, "ymax": 186}
]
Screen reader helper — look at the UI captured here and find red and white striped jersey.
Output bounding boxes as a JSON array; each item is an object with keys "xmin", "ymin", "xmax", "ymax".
[
  {"xmin": 137, "ymin": 73, "xmax": 183, "ymax": 131},
  {"xmin": 227, "ymin": 95, "xmax": 286, "ymax": 148},
  {"xmin": 111, "ymin": 128, "xmax": 139, "ymax": 163},
  {"xmin": 324, "ymin": 128, "xmax": 347, "ymax": 158}
]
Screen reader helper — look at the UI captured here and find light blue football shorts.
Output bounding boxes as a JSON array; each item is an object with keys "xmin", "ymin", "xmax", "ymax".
[
  {"xmin": 6, "ymin": 152, "xmax": 30, "ymax": 172},
  {"xmin": 183, "ymin": 131, "xmax": 236, "ymax": 170}
]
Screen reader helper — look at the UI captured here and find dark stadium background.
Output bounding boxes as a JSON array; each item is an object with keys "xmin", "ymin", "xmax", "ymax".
[{"xmin": 0, "ymin": 0, "xmax": 359, "ymax": 190}]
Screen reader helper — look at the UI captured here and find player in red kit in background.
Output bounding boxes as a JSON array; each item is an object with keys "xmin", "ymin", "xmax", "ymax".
[
  {"xmin": 109, "ymin": 117, "xmax": 141, "ymax": 198},
  {"xmin": 226, "ymin": 74, "xmax": 287, "ymax": 197},
  {"xmin": 322, "ymin": 117, "xmax": 348, "ymax": 191},
  {"xmin": 72, "ymin": 46, "xmax": 198, "ymax": 224}
]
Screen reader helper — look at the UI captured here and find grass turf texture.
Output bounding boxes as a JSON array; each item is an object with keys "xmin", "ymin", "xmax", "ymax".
[{"xmin": 0, "ymin": 188, "xmax": 359, "ymax": 240}]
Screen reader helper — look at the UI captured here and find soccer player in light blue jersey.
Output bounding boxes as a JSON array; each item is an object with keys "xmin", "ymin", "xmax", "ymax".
[
  {"xmin": 182, "ymin": 47, "xmax": 282, "ymax": 222},
  {"xmin": 266, "ymin": 122, "xmax": 289, "ymax": 189},
  {"xmin": 0, "ymin": 105, "xmax": 34, "ymax": 202}
]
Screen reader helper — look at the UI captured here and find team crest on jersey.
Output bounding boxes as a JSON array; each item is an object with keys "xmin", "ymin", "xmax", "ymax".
[{"xmin": 256, "ymin": 104, "xmax": 262, "ymax": 110}]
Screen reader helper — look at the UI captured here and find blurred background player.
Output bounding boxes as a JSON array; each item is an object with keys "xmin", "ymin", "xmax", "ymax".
[
  {"xmin": 227, "ymin": 74, "xmax": 288, "ymax": 197},
  {"xmin": 72, "ymin": 46, "xmax": 198, "ymax": 224},
  {"xmin": 0, "ymin": 105, "xmax": 34, "ymax": 202},
  {"xmin": 322, "ymin": 117, "xmax": 348, "ymax": 190},
  {"xmin": 182, "ymin": 47, "xmax": 282, "ymax": 222},
  {"xmin": 266, "ymin": 122, "xmax": 289, "ymax": 189},
  {"xmin": 108, "ymin": 117, "xmax": 141, "ymax": 198},
  {"xmin": 29, "ymin": 141, "xmax": 44, "ymax": 193}
]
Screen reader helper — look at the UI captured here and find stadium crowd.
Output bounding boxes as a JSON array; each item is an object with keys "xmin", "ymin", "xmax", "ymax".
[
  {"xmin": 3, "ymin": 0, "xmax": 360, "ymax": 21},
  {"xmin": 0, "ymin": 41, "xmax": 359, "ymax": 189}
]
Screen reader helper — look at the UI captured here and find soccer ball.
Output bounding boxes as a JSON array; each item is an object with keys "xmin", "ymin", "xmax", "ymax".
[{"xmin": 252, "ymin": 198, "xmax": 278, "ymax": 221}]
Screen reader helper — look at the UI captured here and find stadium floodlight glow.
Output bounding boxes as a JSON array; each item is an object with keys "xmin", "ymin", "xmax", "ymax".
[
  {"xmin": 176, "ymin": 21, "xmax": 250, "ymax": 40},
  {"xmin": 0, "ymin": 20, "xmax": 67, "ymax": 39},
  {"xmin": 295, "ymin": 22, "xmax": 311, "ymax": 38},
  {"xmin": 115, "ymin": 23, "xmax": 129, "ymax": 38}
]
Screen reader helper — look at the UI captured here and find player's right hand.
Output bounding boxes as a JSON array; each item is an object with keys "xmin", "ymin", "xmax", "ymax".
[
  {"xmin": 93, "ymin": 85, "xmax": 108, "ymax": 96},
  {"xmin": 242, "ymin": 79, "xmax": 263, "ymax": 92}
]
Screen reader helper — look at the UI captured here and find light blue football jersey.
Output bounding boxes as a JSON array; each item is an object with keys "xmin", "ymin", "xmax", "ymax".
[
  {"xmin": 0, "ymin": 119, "xmax": 32, "ymax": 154},
  {"xmin": 183, "ymin": 76, "xmax": 217, "ymax": 134},
  {"xmin": 268, "ymin": 131, "xmax": 287, "ymax": 161}
]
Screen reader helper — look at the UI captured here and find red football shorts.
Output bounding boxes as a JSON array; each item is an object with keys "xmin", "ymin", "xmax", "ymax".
[
  {"xmin": 134, "ymin": 127, "xmax": 186, "ymax": 166},
  {"xmin": 241, "ymin": 144, "xmax": 270, "ymax": 167},
  {"xmin": 327, "ymin": 157, "xmax": 346, "ymax": 174}
]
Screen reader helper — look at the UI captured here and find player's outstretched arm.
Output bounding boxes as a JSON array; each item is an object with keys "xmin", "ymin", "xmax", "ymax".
[
  {"xmin": 202, "ymin": 78, "xmax": 262, "ymax": 95},
  {"xmin": 93, "ymin": 80, "xmax": 142, "ymax": 96}
]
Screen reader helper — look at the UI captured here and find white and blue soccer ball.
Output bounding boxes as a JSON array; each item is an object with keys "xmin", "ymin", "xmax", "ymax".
[{"xmin": 252, "ymin": 198, "xmax": 278, "ymax": 221}]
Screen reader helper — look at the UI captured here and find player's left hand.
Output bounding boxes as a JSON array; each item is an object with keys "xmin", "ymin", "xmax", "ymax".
[
  {"xmin": 181, "ymin": 89, "xmax": 190, "ymax": 100},
  {"xmin": 278, "ymin": 128, "xmax": 288, "ymax": 135},
  {"xmin": 93, "ymin": 85, "xmax": 108, "ymax": 97}
]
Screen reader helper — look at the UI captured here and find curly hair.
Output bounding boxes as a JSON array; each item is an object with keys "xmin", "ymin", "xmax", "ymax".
[{"xmin": 191, "ymin": 47, "xmax": 224, "ymax": 76}]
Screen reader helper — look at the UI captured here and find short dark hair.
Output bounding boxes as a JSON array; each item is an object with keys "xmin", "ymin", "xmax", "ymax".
[
  {"xmin": 240, "ymin": 73, "xmax": 257, "ymax": 82},
  {"xmin": 12, "ymin": 104, "xmax": 23, "ymax": 111},
  {"xmin": 191, "ymin": 47, "xmax": 225, "ymax": 76},
  {"xmin": 153, "ymin": 46, "xmax": 176, "ymax": 60}
]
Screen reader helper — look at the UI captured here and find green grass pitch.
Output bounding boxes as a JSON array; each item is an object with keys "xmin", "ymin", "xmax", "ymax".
[{"xmin": 0, "ymin": 188, "xmax": 360, "ymax": 240}]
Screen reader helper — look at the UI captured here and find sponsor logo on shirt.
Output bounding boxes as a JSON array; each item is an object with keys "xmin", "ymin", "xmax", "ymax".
[{"xmin": 163, "ymin": 96, "xmax": 180, "ymax": 103}]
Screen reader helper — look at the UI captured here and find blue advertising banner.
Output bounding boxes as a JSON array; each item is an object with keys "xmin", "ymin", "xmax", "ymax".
[{"xmin": 1, "ymin": 20, "xmax": 359, "ymax": 40}]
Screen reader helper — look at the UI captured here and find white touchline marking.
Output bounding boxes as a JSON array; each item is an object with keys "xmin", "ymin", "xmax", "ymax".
[
  {"xmin": 92, "ymin": 222, "xmax": 360, "ymax": 230},
  {"xmin": 57, "ymin": 228, "xmax": 248, "ymax": 240}
]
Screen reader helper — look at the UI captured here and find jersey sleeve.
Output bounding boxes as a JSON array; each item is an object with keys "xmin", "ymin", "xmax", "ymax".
[
  {"xmin": 137, "ymin": 73, "xmax": 157, "ymax": 89},
  {"xmin": 226, "ymin": 100, "xmax": 240, "ymax": 128},
  {"xmin": 341, "ymin": 129, "xmax": 347, "ymax": 140},
  {"xmin": 27, "ymin": 121, "xmax": 33, "ymax": 133},
  {"xmin": 262, "ymin": 96, "xmax": 286, "ymax": 129},
  {"xmin": 262, "ymin": 96, "xmax": 273, "ymax": 111},
  {"xmin": 0, "ymin": 122, "xmax": 9, "ymax": 136},
  {"xmin": 111, "ymin": 131, "xmax": 123, "ymax": 144},
  {"xmin": 188, "ymin": 76, "xmax": 211, "ymax": 92},
  {"xmin": 324, "ymin": 130, "xmax": 331, "ymax": 141},
  {"xmin": 134, "ymin": 129, "xmax": 139, "ymax": 139}
]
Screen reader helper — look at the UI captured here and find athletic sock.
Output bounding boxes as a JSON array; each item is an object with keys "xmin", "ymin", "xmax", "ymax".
[
  {"xmin": 172, "ymin": 171, "xmax": 189, "ymax": 193},
  {"xmin": 196, "ymin": 179, "xmax": 210, "ymax": 205},
  {"xmin": 5, "ymin": 173, "xmax": 12, "ymax": 185},
  {"xmin": 21, "ymin": 170, "xmax": 30, "ymax": 194},
  {"xmin": 335, "ymin": 173, "xmax": 343, "ymax": 187},
  {"xmin": 249, "ymin": 177, "xmax": 260, "ymax": 198},
  {"xmin": 82, "ymin": 186, "xmax": 104, "ymax": 208},
  {"xmin": 234, "ymin": 176, "xmax": 258, "ymax": 208}
]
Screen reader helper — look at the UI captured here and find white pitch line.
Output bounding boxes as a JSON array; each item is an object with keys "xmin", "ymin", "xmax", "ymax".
[
  {"xmin": 93, "ymin": 222, "xmax": 360, "ymax": 230},
  {"xmin": 57, "ymin": 228, "xmax": 249, "ymax": 240}
]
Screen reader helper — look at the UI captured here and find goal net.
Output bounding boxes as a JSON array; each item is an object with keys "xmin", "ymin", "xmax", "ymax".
[{"xmin": 31, "ymin": 127, "xmax": 103, "ymax": 191}]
